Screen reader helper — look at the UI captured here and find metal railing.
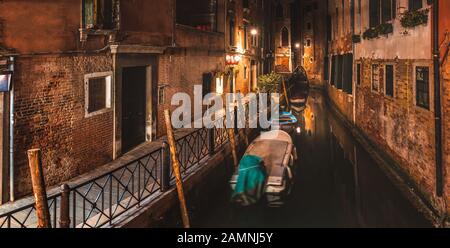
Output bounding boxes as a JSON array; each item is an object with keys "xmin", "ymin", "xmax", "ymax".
[{"xmin": 0, "ymin": 116, "xmax": 247, "ymax": 228}]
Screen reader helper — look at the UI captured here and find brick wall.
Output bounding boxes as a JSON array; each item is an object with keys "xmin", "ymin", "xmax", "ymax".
[
  {"xmin": 351, "ymin": 58, "xmax": 445, "ymax": 213},
  {"xmin": 13, "ymin": 54, "xmax": 114, "ymax": 197},
  {"xmin": 156, "ymin": 51, "xmax": 225, "ymax": 137}
]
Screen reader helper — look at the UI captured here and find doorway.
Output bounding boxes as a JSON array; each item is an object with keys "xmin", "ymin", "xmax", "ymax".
[{"xmin": 122, "ymin": 66, "xmax": 147, "ymax": 153}]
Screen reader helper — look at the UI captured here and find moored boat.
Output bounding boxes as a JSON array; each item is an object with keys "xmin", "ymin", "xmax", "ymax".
[{"xmin": 230, "ymin": 130, "xmax": 298, "ymax": 207}]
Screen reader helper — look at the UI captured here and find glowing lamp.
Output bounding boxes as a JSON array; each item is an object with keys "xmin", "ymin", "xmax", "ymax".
[{"xmin": 225, "ymin": 54, "xmax": 242, "ymax": 66}]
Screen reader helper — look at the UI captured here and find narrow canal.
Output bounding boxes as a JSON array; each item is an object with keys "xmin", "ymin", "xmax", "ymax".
[{"xmin": 194, "ymin": 90, "xmax": 431, "ymax": 228}]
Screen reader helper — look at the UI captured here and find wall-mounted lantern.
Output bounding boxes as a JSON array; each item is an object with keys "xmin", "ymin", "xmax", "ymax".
[{"xmin": 225, "ymin": 54, "xmax": 242, "ymax": 66}]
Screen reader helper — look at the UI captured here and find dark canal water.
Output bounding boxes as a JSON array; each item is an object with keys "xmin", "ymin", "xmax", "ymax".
[{"xmin": 194, "ymin": 91, "xmax": 431, "ymax": 228}]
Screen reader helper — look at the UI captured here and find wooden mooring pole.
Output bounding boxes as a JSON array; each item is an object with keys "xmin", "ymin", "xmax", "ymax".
[
  {"xmin": 27, "ymin": 149, "xmax": 51, "ymax": 228},
  {"xmin": 227, "ymin": 128, "xmax": 239, "ymax": 168},
  {"xmin": 281, "ymin": 76, "xmax": 290, "ymax": 111},
  {"xmin": 163, "ymin": 110, "xmax": 190, "ymax": 228}
]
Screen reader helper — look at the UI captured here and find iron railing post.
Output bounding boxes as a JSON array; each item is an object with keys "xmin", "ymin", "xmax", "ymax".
[
  {"xmin": 234, "ymin": 106, "xmax": 238, "ymax": 134},
  {"xmin": 160, "ymin": 141, "xmax": 171, "ymax": 192},
  {"xmin": 208, "ymin": 127, "xmax": 215, "ymax": 155},
  {"xmin": 59, "ymin": 184, "xmax": 70, "ymax": 228}
]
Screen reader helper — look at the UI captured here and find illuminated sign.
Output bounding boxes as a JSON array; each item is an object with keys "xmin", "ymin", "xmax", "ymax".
[{"xmin": 225, "ymin": 54, "xmax": 241, "ymax": 66}]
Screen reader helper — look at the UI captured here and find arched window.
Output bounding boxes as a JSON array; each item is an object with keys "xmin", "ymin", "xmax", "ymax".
[
  {"xmin": 276, "ymin": 3, "xmax": 283, "ymax": 19},
  {"xmin": 281, "ymin": 27, "xmax": 289, "ymax": 47}
]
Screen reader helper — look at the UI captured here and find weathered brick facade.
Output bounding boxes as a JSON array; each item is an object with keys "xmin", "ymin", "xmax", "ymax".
[
  {"xmin": 354, "ymin": 59, "xmax": 437, "ymax": 206},
  {"xmin": 298, "ymin": 0, "xmax": 328, "ymax": 87},
  {"xmin": 325, "ymin": 0, "xmax": 450, "ymax": 216},
  {"xmin": 0, "ymin": 0, "xmax": 277, "ymax": 201},
  {"xmin": 0, "ymin": 0, "xmax": 227, "ymax": 199},
  {"xmin": 13, "ymin": 54, "xmax": 114, "ymax": 197}
]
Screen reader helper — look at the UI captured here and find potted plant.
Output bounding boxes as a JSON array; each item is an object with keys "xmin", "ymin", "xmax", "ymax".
[
  {"xmin": 352, "ymin": 35, "xmax": 362, "ymax": 43},
  {"xmin": 257, "ymin": 72, "xmax": 281, "ymax": 93},
  {"xmin": 377, "ymin": 23, "xmax": 394, "ymax": 35},
  {"xmin": 363, "ymin": 27, "xmax": 379, "ymax": 40},
  {"xmin": 400, "ymin": 9, "xmax": 429, "ymax": 28}
]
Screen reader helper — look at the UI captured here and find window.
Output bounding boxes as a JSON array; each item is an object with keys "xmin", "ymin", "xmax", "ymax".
[
  {"xmin": 409, "ymin": 0, "xmax": 422, "ymax": 11},
  {"xmin": 343, "ymin": 54, "xmax": 354, "ymax": 94},
  {"xmin": 382, "ymin": 0, "xmax": 396, "ymax": 23},
  {"xmin": 371, "ymin": 64, "xmax": 380, "ymax": 92},
  {"xmin": 83, "ymin": 0, "xmax": 114, "ymax": 29},
  {"xmin": 243, "ymin": 0, "xmax": 250, "ymax": 9},
  {"xmin": 243, "ymin": 24, "xmax": 248, "ymax": 50},
  {"xmin": 351, "ymin": 0, "xmax": 355, "ymax": 33},
  {"xmin": 356, "ymin": 63, "xmax": 361, "ymax": 86},
  {"xmin": 369, "ymin": 0, "xmax": 381, "ymax": 27},
  {"xmin": 158, "ymin": 86, "xmax": 165, "ymax": 105},
  {"xmin": 335, "ymin": 8, "xmax": 339, "ymax": 38},
  {"xmin": 276, "ymin": 3, "xmax": 284, "ymax": 19},
  {"xmin": 385, "ymin": 64, "xmax": 394, "ymax": 97},
  {"xmin": 327, "ymin": 15, "xmax": 332, "ymax": 41},
  {"xmin": 306, "ymin": 39, "xmax": 311, "ymax": 47},
  {"xmin": 305, "ymin": 5, "xmax": 312, "ymax": 12},
  {"xmin": 244, "ymin": 66, "xmax": 248, "ymax": 80},
  {"xmin": 229, "ymin": 16, "xmax": 235, "ymax": 46},
  {"xmin": 415, "ymin": 66, "xmax": 430, "ymax": 109},
  {"xmin": 307, "ymin": 22, "xmax": 312, "ymax": 30},
  {"xmin": 202, "ymin": 73, "xmax": 213, "ymax": 97},
  {"xmin": 370, "ymin": 0, "xmax": 396, "ymax": 27},
  {"xmin": 252, "ymin": 34, "xmax": 258, "ymax": 47},
  {"xmin": 331, "ymin": 55, "xmax": 337, "ymax": 85},
  {"xmin": 216, "ymin": 76, "xmax": 224, "ymax": 95},
  {"xmin": 85, "ymin": 72, "xmax": 112, "ymax": 116},
  {"xmin": 337, "ymin": 55, "xmax": 344, "ymax": 89},
  {"xmin": 281, "ymin": 27, "xmax": 289, "ymax": 47}
]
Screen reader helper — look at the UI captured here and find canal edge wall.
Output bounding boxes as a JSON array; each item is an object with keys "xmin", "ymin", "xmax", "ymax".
[
  {"xmin": 107, "ymin": 139, "xmax": 240, "ymax": 228},
  {"xmin": 322, "ymin": 89, "xmax": 448, "ymax": 228}
]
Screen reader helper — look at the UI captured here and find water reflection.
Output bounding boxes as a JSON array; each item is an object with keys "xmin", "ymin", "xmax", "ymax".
[{"xmin": 195, "ymin": 90, "xmax": 431, "ymax": 228}]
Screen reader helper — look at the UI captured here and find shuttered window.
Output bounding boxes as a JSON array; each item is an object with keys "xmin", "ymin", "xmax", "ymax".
[
  {"xmin": 83, "ymin": 0, "xmax": 114, "ymax": 29},
  {"xmin": 409, "ymin": 0, "xmax": 422, "ymax": 11},
  {"xmin": 416, "ymin": 66, "xmax": 430, "ymax": 109},
  {"xmin": 331, "ymin": 56, "xmax": 337, "ymax": 85},
  {"xmin": 336, "ymin": 55, "xmax": 344, "ymax": 89},
  {"xmin": 343, "ymin": 54, "xmax": 353, "ymax": 94},
  {"xmin": 369, "ymin": 0, "xmax": 381, "ymax": 27},
  {"xmin": 385, "ymin": 65, "xmax": 394, "ymax": 97}
]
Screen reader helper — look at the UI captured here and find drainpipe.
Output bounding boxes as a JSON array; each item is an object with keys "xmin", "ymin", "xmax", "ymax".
[
  {"xmin": 8, "ymin": 56, "xmax": 14, "ymax": 202},
  {"xmin": 172, "ymin": 0, "xmax": 176, "ymax": 47},
  {"xmin": 432, "ymin": 0, "xmax": 443, "ymax": 197}
]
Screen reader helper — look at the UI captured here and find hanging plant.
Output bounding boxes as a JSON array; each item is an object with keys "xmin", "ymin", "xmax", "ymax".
[
  {"xmin": 400, "ymin": 9, "xmax": 429, "ymax": 28},
  {"xmin": 352, "ymin": 35, "xmax": 361, "ymax": 43},
  {"xmin": 363, "ymin": 27, "xmax": 379, "ymax": 40},
  {"xmin": 257, "ymin": 72, "xmax": 281, "ymax": 93},
  {"xmin": 363, "ymin": 23, "xmax": 394, "ymax": 40},
  {"xmin": 377, "ymin": 23, "xmax": 394, "ymax": 35}
]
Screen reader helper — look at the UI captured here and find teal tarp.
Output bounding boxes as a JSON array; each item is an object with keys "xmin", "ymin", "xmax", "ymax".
[{"xmin": 231, "ymin": 155, "xmax": 266, "ymax": 206}]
